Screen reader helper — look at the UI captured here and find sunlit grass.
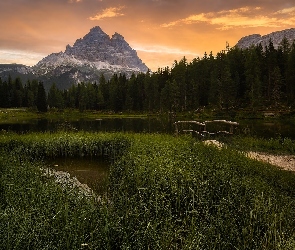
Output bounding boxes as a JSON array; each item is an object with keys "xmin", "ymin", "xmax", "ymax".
[
  {"xmin": 221, "ymin": 135, "xmax": 295, "ymax": 155},
  {"xmin": 0, "ymin": 132, "xmax": 295, "ymax": 249}
]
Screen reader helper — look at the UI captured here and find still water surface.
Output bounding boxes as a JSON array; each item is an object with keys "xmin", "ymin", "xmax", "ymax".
[
  {"xmin": 1, "ymin": 117, "xmax": 295, "ymax": 139},
  {"xmin": 47, "ymin": 157, "xmax": 110, "ymax": 194}
]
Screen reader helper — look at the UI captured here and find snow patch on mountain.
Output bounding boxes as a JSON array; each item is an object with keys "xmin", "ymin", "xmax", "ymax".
[{"xmin": 0, "ymin": 64, "xmax": 32, "ymax": 75}]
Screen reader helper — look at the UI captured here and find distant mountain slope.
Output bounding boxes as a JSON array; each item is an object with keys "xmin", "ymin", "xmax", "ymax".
[
  {"xmin": 0, "ymin": 64, "xmax": 34, "ymax": 83},
  {"xmin": 0, "ymin": 26, "xmax": 149, "ymax": 90},
  {"xmin": 235, "ymin": 28, "xmax": 295, "ymax": 49}
]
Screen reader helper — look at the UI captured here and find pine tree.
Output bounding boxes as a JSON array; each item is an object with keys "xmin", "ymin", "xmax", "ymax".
[
  {"xmin": 286, "ymin": 41, "xmax": 295, "ymax": 105},
  {"xmin": 244, "ymin": 47, "xmax": 262, "ymax": 109},
  {"xmin": 48, "ymin": 83, "xmax": 64, "ymax": 109},
  {"xmin": 78, "ymin": 83, "xmax": 87, "ymax": 112},
  {"xmin": 12, "ymin": 77, "xmax": 24, "ymax": 107},
  {"xmin": 271, "ymin": 66, "xmax": 283, "ymax": 107},
  {"xmin": 98, "ymin": 74, "xmax": 110, "ymax": 110},
  {"xmin": 36, "ymin": 82, "xmax": 48, "ymax": 112},
  {"xmin": 171, "ymin": 57, "xmax": 187, "ymax": 111},
  {"xmin": 0, "ymin": 77, "xmax": 5, "ymax": 107},
  {"xmin": 265, "ymin": 39, "xmax": 278, "ymax": 102},
  {"xmin": 23, "ymin": 80, "xmax": 34, "ymax": 107}
]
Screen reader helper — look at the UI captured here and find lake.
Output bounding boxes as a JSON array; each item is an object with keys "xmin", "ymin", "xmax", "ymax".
[{"xmin": 1, "ymin": 116, "xmax": 295, "ymax": 139}]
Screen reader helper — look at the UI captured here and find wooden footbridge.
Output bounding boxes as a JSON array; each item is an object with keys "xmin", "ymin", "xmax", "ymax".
[{"xmin": 174, "ymin": 120, "xmax": 239, "ymax": 138}]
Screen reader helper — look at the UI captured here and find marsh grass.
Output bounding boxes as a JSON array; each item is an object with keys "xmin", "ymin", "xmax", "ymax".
[
  {"xmin": 0, "ymin": 152, "xmax": 105, "ymax": 249},
  {"xmin": 108, "ymin": 135, "xmax": 295, "ymax": 249},
  {"xmin": 221, "ymin": 135, "xmax": 295, "ymax": 155},
  {"xmin": 0, "ymin": 132, "xmax": 295, "ymax": 249}
]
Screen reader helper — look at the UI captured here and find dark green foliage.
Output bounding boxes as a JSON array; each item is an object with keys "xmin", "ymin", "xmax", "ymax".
[
  {"xmin": 36, "ymin": 82, "xmax": 48, "ymax": 112},
  {"xmin": 47, "ymin": 83, "xmax": 64, "ymax": 109},
  {"xmin": 11, "ymin": 77, "xmax": 24, "ymax": 107},
  {"xmin": 286, "ymin": 41, "xmax": 295, "ymax": 105},
  {"xmin": 88, "ymin": 40, "xmax": 295, "ymax": 112},
  {"xmin": 0, "ymin": 77, "xmax": 9, "ymax": 107},
  {"xmin": 223, "ymin": 135, "xmax": 295, "ymax": 155}
]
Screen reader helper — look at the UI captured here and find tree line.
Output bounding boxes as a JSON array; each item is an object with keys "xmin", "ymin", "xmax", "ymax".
[
  {"xmin": 1, "ymin": 37, "xmax": 295, "ymax": 113},
  {"xmin": 0, "ymin": 77, "xmax": 47, "ymax": 112}
]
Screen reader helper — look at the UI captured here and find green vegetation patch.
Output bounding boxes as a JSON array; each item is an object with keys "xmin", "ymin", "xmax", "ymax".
[
  {"xmin": 0, "ymin": 132, "xmax": 295, "ymax": 249},
  {"xmin": 222, "ymin": 135, "xmax": 295, "ymax": 155}
]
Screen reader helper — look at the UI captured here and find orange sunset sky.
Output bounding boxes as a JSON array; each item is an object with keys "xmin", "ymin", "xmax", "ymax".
[{"xmin": 1, "ymin": 0, "xmax": 295, "ymax": 71}]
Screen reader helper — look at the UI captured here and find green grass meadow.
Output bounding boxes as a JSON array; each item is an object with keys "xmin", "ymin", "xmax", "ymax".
[{"xmin": 0, "ymin": 132, "xmax": 295, "ymax": 249}]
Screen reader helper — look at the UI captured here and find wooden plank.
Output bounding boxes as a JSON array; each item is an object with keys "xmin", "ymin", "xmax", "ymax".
[
  {"xmin": 174, "ymin": 120, "xmax": 238, "ymax": 137},
  {"xmin": 204, "ymin": 120, "xmax": 239, "ymax": 125},
  {"xmin": 174, "ymin": 121, "xmax": 205, "ymax": 126}
]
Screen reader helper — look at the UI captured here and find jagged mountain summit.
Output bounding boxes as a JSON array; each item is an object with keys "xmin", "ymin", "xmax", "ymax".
[
  {"xmin": 32, "ymin": 26, "xmax": 148, "ymax": 88},
  {"xmin": 235, "ymin": 28, "xmax": 295, "ymax": 49},
  {"xmin": 65, "ymin": 27, "xmax": 147, "ymax": 71}
]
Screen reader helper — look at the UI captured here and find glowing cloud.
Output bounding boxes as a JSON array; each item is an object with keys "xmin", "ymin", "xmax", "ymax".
[
  {"xmin": 275, "ymin": 7, "xmax": 295, "ymax": 14},
  {"xmin": 68, "ymin": 0, "xmax": 83, "ymax": 3},
  {"xmin": 133, "ymin": 44, "xmax": 197, "ymax": 56},
  {"xmin": 0, "ymin": 50, "xmax": 45, "ymax": 66},
  {"xmin": 89, "ymin": 6, "xmax": 125, "ymax": 20},
  {"xmin": 161, "ymin": 6, "xmax": 295, "ymax": 30}
]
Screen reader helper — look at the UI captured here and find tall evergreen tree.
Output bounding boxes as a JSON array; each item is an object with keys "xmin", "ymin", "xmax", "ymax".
[
  {"xmin": 244, "ymin": 47, "xmax": 262, "ymax": 109},
  {"xmin": 286, "ymin": 41, "xmax": 295, "ymax": 105},
  {"xmin": 271, "ymin": 66, "xmax": 283, "ymax": 107},
  {"xmin": 23, "ymin": 80, "xmax": 34, "ymax": 107},
  {"xmin": 0, "ymin": 78, "xmax": 6, "ymax": 107},
  {"xmin": 12, "ymin": 77, "xmax": 24, "ymax": 107},
  {"xmin": 171, "ymin": 57, "xmax": 187, "ymax": 111},
  {"xmin": 98, "ymin": 74, "xmax": 110, "ymax": 110},
  {"xmin": 36, "ymin": 82, "xmax": 48, "ymax": 112},
  {"xmin": 48, "ymin": 83, "xmax": 64, "ymax": 109},
  {"xmin": 264, "ymin": 39, "xmax": 278, "ymax": 101}
]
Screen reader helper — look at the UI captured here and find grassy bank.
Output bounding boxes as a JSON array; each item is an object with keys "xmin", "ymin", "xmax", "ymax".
[
  {"xmin": 1, "ymin": 132, "xmax": 295, "ymax": 249},
  {"xmin": 221, "ymin": 135, "xmax": 295, "ymax": 155}
]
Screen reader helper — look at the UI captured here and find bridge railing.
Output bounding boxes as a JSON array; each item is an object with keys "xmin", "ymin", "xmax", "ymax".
[{"xmin": 174, "ymin": 120, "xmax": 239, "ymax": 138}]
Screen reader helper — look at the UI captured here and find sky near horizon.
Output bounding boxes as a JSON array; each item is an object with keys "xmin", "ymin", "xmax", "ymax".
[{"xmin": 1, "ymin": 0, "xmax": 295, "ymax": 71}]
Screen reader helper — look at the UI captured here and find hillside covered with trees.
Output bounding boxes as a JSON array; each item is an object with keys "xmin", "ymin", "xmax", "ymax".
[{"xmin": 1, "ymin": 38, "xmax": 295, "ymax": 113}]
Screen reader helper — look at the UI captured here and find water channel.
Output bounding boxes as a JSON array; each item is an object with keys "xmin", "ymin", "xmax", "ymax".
[{"xmin": 46, "ymin": 157, "xmax": 109, "ymax": 194}]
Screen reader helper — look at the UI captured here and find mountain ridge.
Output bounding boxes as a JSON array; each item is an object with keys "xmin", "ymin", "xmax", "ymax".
[
  {"xmin": 0, "ymin": 26, "xmax": 148, "ymax": 90},
  {"xmin": 2, "ymin": 27, "xmax": 295, "ymax": 91},
  {"xmin": 235, "ymin": 28, "xmax": 295, "ymax": 49},
  {"xmin": 32, "ymin": 26, "xmax": 148, "ymax": 86}
]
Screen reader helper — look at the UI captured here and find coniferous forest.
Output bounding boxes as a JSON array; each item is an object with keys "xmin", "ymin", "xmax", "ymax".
[{"xmin": 1, "ymin": 38, "xmax": 295, "ymax": 113}]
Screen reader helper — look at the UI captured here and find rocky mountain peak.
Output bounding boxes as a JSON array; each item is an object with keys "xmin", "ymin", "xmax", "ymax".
[
  {"xmin": 32, "ymin": 26, "xmax": 148, "ymax": 87},
  {"xmin": 83, "ymin": 26, "xmax": 110, "ymax": 43},
  {"xmin": 235, "ymin": 28, "xmax": 295, "ymax": 49},
  {"xmin": 63, "ymin": 26, "xmax": 146, "ymax": 70},
  {"xmin": 112, "ymin": 32, "xmax": 125, "ymax": 40},
  {"xmin": 90, "ymin": 26, "xmax": 105, "ymax": 34}
]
